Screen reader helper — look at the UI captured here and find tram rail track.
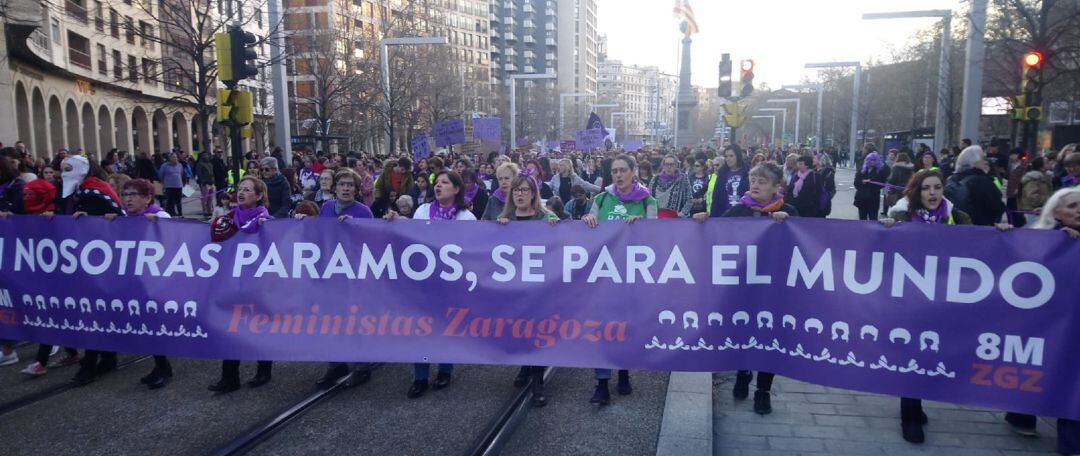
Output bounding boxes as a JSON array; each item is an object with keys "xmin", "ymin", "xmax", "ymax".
[{"xmin": 0, "ymin": 354, "xmax": 150, "ymax": 417}]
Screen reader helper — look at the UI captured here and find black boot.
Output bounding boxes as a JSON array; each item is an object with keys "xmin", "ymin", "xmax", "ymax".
[
  {"xmin": 531, "ymin": 379, "xmax": 547, "ymax": 407},
  {"xmin": 345, "ymin": 366, "xmax": 372, "ymax": 387},
  {"xmin": 590, "ymin": 380, "xmax": 610, "ymax": 406},
  {"xmin": 246, "ymin": 361, "xmax": 273, "ymax": 388},
  {"xmin": 96, "ymin": 351, "xmax": 118, "ymax": 374},
  {"xmin": 733, "ymin": 371, "xmax": 752, "ymax": 399},
  {"xmin": 513, "ymin": 366, "xmax": 530, "ymax": 388},
  {"xmin": 316, "ymin": 363, "xmax": 349, "ymax": 388},
  {"xmin": 616, "ymin": 369, "xmax": 632, "ymax": 395},
  {"xmin": 753, "ymin": 390, "xmax": 772, "ymax": 415},
  {"xmin": 407, "ymin": 379, "xmax": 428, "ymax": 399},
  {"xmin": 147, "ymin": 369, "xmax": 172, "ymax": 390},
  {"xmin": 901, "ymin": 421, "xmax": 925, "ymax": 443},
  {"xmin": 208, "ymin": 377, "xmax": 241, "ymax": 393},
  {"xmin": 72, "ymin": 366, "xmax": 96, "ymax": 386},
  {"xmin": 432, "ymin": 372, "xmax": 452, "ymax": 390}
]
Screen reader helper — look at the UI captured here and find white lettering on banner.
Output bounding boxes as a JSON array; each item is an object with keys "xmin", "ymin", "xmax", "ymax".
[
  {"xmin": 787, "ymin": 247, "xmax": 836, "ymax": 290},
  {"xmin": 59, "ymin": 239, "xmax": 78, "ymax": 273},
  {"xmin": 521, "ymin": 245, "xmax": 545, "ymax": 282},
  {"xmin": 196, "ymin": 244, "xmax": 220, "ymax": 278},
  {"xmin": 587, "ymin": 246, "xmax": 622, "ymax": 283},
  {"xmin": 562, "ymin": 246, "xmax": 588, "ymax": 283},
  {"xmin": 946, "ymin": 257, "xmax": 994, "ymax": 304},
  {"xmin": 626, "ymin": 246, "xmax": 654, "ymax": 284},
  {"xmin": 292, "ymin": 242, "xmax": 321, "ymax": 278},
  {"xmin": 746, "ymin": 246, "xmax": 771, "ymax": 285},
  {"xmin": 657, "ymin": 246, "xmax": 694, "ymax": 284},
  {"xmin": 712, "ymin": 246, "xmax": 740, "ymax": 285},
  {"xmin": 359, "ymin": 244, "xmax": 396, "ymax": 280},
  {"xmin": 80, "ymin": 240, "xmax": 113, "ymax": 276},
  {"xmin": 254, "ymin": 243, "xmax": 287, "ymax": 278},
  {"xmin": 843, "ymin": 250, "xmax": 884, "ymax": 295},
  {"xmin": 997, "ymin": 262, "xmax": 1054, "ymax": 310},
  {"xmin": 439, "ymin": 244, "xmax": 464, "ymax": 282},
  {"xmin": 233, "ymin": 243, "xmax": 260, "ymax": 277},
  {"xmin": 891, "ymin": 254, "xmax": 937, "ymax": 300},
  {"xmin": 491, "ymin": 244, "xmax": 515, "ymax": 282},
  {"xmin": 400, "ymin": 244, "xmax": 436, "ymax": 281},
  {"xmin": 115, "ymin": 240, "xmax": 136, "ymax": 274}
]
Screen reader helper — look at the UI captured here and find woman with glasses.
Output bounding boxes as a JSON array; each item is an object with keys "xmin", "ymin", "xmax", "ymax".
[
  {"xmin": 582, "ymin": 155, "xmax": 657, "ymax": 405},
  {"xmin": 648, "ymin": 154, "xmax": 693, "ymax": 218}
]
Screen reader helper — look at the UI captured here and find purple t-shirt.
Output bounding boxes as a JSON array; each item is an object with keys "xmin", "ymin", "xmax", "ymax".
[{"xmin": 320, "ymin": 200, "xmax": 373, "ymax": 219}]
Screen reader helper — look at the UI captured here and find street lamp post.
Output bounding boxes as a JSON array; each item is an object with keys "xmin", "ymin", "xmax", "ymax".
[
  {"xmin": 805, "ymin": 62, "xmax": 860, "ymax": 165},
  {"xmin": 767, "ymin": 98, "xmax": 801, "ymax": 147},
  {"xmin": 863, "ymin": 10, "xmax": 952, "ymax": 150},
  {"xmin": 509, "ymin": 72, "xmax": 557, "ymax": 149},
  {"xmin": 560, "ymin": 91, "xmax": 595, "ymax": 139},
  {"xmin": 752, "ymin": 115, "xmax": 777, "ymax": 147},
  {"xmin": 760, "ymin": 108, "xmax": 788, "ymax": 147},
  {"xmin": 781, "ymin": 85, "xmax": 824, "ymax": 152},
  {"xmin": 380, "ymin": 37, "xmax": 448, "ymax": 155}
]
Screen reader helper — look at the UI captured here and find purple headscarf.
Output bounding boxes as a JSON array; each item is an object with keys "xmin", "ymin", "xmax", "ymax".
[{"xmin": 862, "ymin": 152, "xmax": 884, "ymax": 174}]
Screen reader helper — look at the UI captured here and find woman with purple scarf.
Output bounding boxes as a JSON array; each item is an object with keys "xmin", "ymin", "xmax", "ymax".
[
  {"xmin": 480, "ymin": 162, "xmax": 520, "ymax": 220},
  {"xmin": 582, "ymin": 154, "xmax": 657, "ymax": 406},
  {"xmin": 104, "ymin": 179, "xmax": 174, "ymax": 388},
  {"xmin": 208, "ymin": 176, "xmax": 274, "ymax": 393},
  {"xmin": 648, "ymin": 154, "xmax": 694, "ymax": 217},
  {"xmin": 385, "ymin": 170, "xmax": 474, "ymax": 399},
  {"xmin": 854, "ymin": 150, "xmax": 891, "ymax": 220}
]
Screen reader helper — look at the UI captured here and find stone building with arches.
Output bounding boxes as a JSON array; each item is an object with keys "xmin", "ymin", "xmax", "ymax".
[{"xmin": 0, "ymin": 0, "xmax": 275, "ymax": 162}]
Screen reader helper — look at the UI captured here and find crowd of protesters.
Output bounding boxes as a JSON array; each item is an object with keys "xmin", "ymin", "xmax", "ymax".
[{"xmin": 0, "ymin": 137, "xmax": 1078, "ymax": 454}]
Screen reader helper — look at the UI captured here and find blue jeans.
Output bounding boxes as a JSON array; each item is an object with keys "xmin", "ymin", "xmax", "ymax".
[{"xmin": 413, "ymin": 363, "xmax": 453, "ymax": 381}]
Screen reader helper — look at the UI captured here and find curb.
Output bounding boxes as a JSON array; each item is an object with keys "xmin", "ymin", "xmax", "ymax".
[{"xmin": 656, "ymin": 372, "xmax": 713, "ymax": 456}]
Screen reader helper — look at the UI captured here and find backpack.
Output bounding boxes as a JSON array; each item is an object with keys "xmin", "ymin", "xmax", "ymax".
[{"xmin": 944, "ymin": 174, "xmax": 976, "ymax": 216}]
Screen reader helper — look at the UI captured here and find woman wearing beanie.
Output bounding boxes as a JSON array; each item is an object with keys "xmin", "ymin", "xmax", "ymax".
[
  {"xmin": 582, "ymin": 154, "xmax": 657, "ymax": 405},
  {"xmin": 698, "ymin": 162, "xmax": 796, "ymax": 415},
  {"xmin": 854, "ymin": 151, "xmax": 890, "ymax": 220}
]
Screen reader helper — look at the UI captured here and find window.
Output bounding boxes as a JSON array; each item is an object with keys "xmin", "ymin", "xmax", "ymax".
[
  {"xmin": 125, "ymin": 16, "xmax": 135, "ymax": 44},
  {"xmin": 94, "ymin": 1, "xmax": 104, "ymax": 31},
  {"xmin": 128, "ymin": 55, "xmax": 137, "ymax": 82},
  {"xmin": 113, "ymin": 50, "xmax": 122, "ymax": 79},
  {"xmin": 109, "ymin": 9, "xmax": 119, "ymax": 38},
  {"xmin": 67, "ymin": 32, "xmax": 92, "ymax": 69},
  {"xmin": 142, "ymin": 58, "xmax": 156, "ymax": 83},
  {"xmin": 51, "ymin": 18, "xmax": 61, "ymax": 43},
  {"xmin": 139, "ymin": 21, "xmax": 153, "ymax": 49},
  {"xmin": 97, "ymin": 44, "xmax": 106, "ymax": 75},
  {"xmin": 254, "ymin": 8, "xmax": 263, "ymax": 28}
]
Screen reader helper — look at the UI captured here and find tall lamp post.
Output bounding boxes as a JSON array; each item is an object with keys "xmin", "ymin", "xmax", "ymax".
[
  {"xmin": 863, "ymin": 10, "xmax": 952, "ymax": 149},
  {"xmin": 560, "ymin": 91, "xmax": 595, "ymax": 139},
  {"xmin": 509, "ymin": 72, "xmax": 557, "ymax": 149},
  {"xmin": 611, "ymin": 112, "xmax": 638, "ymax": 144},
  {"xmin": 805, "ymin": 62, "xmax": 861, "ymax": 165},
  {"xmin": 751, "ymin": 115, "xmax": 777, "ymax": 147},
  {"xmin": 760, "ymin": 108, "xmax": 788, "ymax": 147},
  {"xmin": 381, "ymin": 37, "xmax": 448, "ymax": 155},
  {"xmin": 767, "ymin": 98, "xmax": 801, "ymax": 147},
  {"xmin": 781, "ymin": 85, "xmax": 824, "ymax": 152}
]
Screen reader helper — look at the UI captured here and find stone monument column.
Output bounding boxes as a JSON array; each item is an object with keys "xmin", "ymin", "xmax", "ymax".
[{"xmin": 675, "ymin": 36, "xmax": 698, "ymax": 148}]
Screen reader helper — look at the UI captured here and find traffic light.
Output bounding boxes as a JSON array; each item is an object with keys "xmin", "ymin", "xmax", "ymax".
[
  {"xmin": 217, "ymin": 26, "xmax": 260, "ymax": 84},
  {"xmin": 1020, "ymin": 51, "xmax": 1043, "ymax": 94},
  {"xmin": 216, "ymin": 89, "xmax": 254, "ymax": 126},
  {"xmin": 739, "ymin": 59, "xmax": 755, "ymax": 97},
  {"xmin": 718, "ymin": 54, "xmax": 732, "ymax": 98},
  {"xmin": 722, "ymin": 102, "xmax": 747, "ymax": 128},
  {"xmin": 1020, "ymin": 106, "xmax": 1042, "ymax": 121}
]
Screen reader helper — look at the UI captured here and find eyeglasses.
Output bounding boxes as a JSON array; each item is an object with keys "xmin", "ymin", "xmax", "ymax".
[
  {"xmin": 261, "ymin": 167, "xmax": 274, "ymax": 172},
  {"xmin": 512, "ymin": 187, "xmax": 533, "ymax": 194}
]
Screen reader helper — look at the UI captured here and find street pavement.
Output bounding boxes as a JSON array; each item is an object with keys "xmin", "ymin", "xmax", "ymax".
[
  {"xmin": 710, "ymin": 167, "xmax": 1062, "ymax": 456},
  {"xmin": 0, "ymin": 166, "xmax": 1065, "ymax": 456}
]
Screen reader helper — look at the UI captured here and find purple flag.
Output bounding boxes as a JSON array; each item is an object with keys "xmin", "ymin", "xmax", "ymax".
[
  {"xmin": 561, "ymin": 140, "xmax": 577, "ymax": 152},
  {"xmin": 411, "ymin": 135, "xmax": 430, "ymax": 160},
  {"xmin": 472, "ymin": 118, "xmax": 501, "ymax": 141},
  {"xmin": 1, "ymin": 216, "xmax": 1078, "ymax": 420},
  {"xmin": 624, "ymin": 140, "xmax": 644, "ymax": 152},
  {"xmin": 575, "ymin": 128, "xmax": 604, "ymax": 151}
]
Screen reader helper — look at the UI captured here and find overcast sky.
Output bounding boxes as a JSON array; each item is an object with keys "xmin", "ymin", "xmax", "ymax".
[{"xmin": 596, "ymin": 0, "xmax": 967, "ymax": 88}]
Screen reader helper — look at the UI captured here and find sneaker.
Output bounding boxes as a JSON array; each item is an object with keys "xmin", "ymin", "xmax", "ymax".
[
  {"xmin": 49, "ymin": 346, "xmax": 60, "ymax": 357},
  {"xmin": 753, "ymin": 390, "xmax": 772, "ymax": 415},
  {"xmin": 49, "ymin": 353, "xmax": 81, "ymax": 368},
  {"xmin": 733, "ymin": 371, "xmax": 752, "ymax": 400},
  {"xmin": 589, "ymin": 382, "xmax": 610, "ymax": 406},
  {"xmin": 0, "ymin": 351, "xmax": 18, "ymax": 367},
  {"xmin": 20, "ymin": 362, "xmax": 46, "ymax": 376}
]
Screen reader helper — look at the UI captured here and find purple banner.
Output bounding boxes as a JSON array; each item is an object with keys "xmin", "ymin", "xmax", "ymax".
[
  {"xmin": 434, "ymin": 119, "xmax": 466, "ymax": 147},
  {"xmin": 624, "ymin": 140, "xmax": 644, "ymax": 152},
  {"xmin": 1, "ymin": 216, "xmax": 1078, "ymax": 419},
  {"xmin": 472, "ymin": 118, "xmax": 501, "ymax": 141},
  {"xmin": 411, "ymin": 134, "xmax": 430, "ymax": 160},
  {"xmin": 575, "ymin": 128, "xmax": 604, "ymax": 151},
  {"xmin": 560, "ymin": 140, "xmax": 577, "ymax": 152}
]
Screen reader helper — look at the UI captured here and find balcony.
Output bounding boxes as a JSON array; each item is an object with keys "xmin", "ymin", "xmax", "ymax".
[
  {"xmin": 490, "ymin": 13, "xmax": 500, "ymax": 23},
  {"xmin": 545, "ymin": 38, "xmax": 556, "ymax": 46},
  {"xmin": 68, "ymin": 47, "xmax": 92, "ymax": 70},
  {"xmin": 504, "ymin": 32, "xmax": 516, "ymax": 41},
  {"xmin": 523, "ymin": 3, "xmax": 534, "ymax": 13},
  {"xmin": 505, "ymin": 48, "xmax": 517, "ymax": 57},
  {"xmin": 546, "ymin": 8, "xmax": 555, "ymax": 16},
  {"xmin": 546, "ymin": 52, "xmax": 555, "ymax": 60},
  {"xmin": 504, "ymin": 17, "xmax": 515, "ymax": 27},
  {"xmin": 66, "ymin": 0, "xmax": 89, "ymax": 24},
  {"xmin": 504, "ymin": 63, "xmax": 517, "ymax": 72},
  {"xmin": 523, "ymin": 20, "xmax": 535, "ymax": 29},
  {"xmin": 524, "ymin": 65, "xmax": 534, "ymax": 73},
  {"xmin": 545, "ymin": 23, "xmax": 556, "ymax": 31},
  {"xmin": 524, "ymin": 35, "xmax": 535, "ymax": 44},
  {"xmin": 524, "ymin": 50, "xmax": 535, "ymax": 59}
]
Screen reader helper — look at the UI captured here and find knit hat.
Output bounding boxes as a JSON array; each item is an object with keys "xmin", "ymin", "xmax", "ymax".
[{"xmin": 23, "ymin": 179, "xmax": 56, "ymax": 214}]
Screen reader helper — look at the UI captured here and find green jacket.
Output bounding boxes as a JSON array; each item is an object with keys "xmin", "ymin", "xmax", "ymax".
[
  {"xmin": 592, "ymin": 187, "xmax": 658, "ymax": 220},
  {"xmin": 704, "ymin": 174, "xmax": 718, "ymax": 212}
]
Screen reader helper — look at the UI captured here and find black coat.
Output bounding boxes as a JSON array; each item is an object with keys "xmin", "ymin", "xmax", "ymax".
[
  {"xmin": 134, "ymin": 158, "xmax": 159, "ymax": 181},
  {"xmin": 264, "ymin": 173, "xmax": 293, "ymax": 218},
  {"xmin": 212, "ymin": 158, "xmax": 228, "ymax": 189},
  {"xmin": 0, "ymin": 178, "xmax": 25, "ymax": 214},
  {"xmin": 786, "ymin": 171, "xmax": 823, "ymax": 218},
  {"xmin": 946, "ymin": 168, "xmax": 1005, "ymax": 226},
  {"xmin": 721, "ymin": 202, "xmax": 800, "ymax": 218},
  {"xmin": 854, "ymin": 166, "xmax": 890, "ymax": 209},
  {"xmin": 468, "ymin": 185, "xmax": 489, "ymax": 220}
]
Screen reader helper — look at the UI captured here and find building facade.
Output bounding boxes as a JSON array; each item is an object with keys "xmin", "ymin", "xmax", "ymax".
[
  {"xmin": 598, "ymin": 60, "xmax": 676, "ymax": 143},
  {"xmin": 1, "ymin": 0, "xmax": 274, "ymax": 161},
  {"xmin": 555, "ymin": 0, "xmax": 597, "ymax": 95}
]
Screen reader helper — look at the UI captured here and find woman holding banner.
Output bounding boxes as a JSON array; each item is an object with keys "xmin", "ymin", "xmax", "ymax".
[
  {"xmin": 648, "ymin": 154, "xmax": 693, "ymax": 218},
  {"xmin": 386, "ymin": 170, "xmax": 474, "ymax": 398},
  {"xmin": 497, "ymin": 175, "xmax": 559, "ymax": 406},
  {"xmin": 208, "ymin": 177, "xmax": 275, "ymax": 393},
  {"xmin": 582, "ymin": 154, "xmax": 657, "ymax": 405},
  {"xmin": 481, "ymin": 162, "xmax": 520, "ymax": 221},
  {"xmin": 697, "ymin": 162, "xmax": 795, "ymax": 415}
]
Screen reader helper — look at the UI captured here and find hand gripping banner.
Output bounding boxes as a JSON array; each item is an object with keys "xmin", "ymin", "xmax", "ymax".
[{"xmin": 0, "ymin": 216, "xmax": 1077, "ymax": 419}]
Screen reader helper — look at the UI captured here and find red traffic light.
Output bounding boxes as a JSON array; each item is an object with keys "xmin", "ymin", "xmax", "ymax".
[
  {"xmin": 740, "ymin": 59, "xmax": 755, "ymax": 73},
  {"xmin": 1023, "ymin": 51, "xmax": 1043, "ymax": 68}
]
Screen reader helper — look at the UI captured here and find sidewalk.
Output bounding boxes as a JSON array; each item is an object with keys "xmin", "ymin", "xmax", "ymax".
[{"xmin": 712, "ymin": 372, "xmax": 1060, "ymax": 456}]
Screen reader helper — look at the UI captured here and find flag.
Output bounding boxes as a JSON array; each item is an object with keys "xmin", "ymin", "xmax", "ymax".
[
  {"xmin": 586, "ymin": 112, "xmax": 605, "ymax": 133},
  {"xmin": 672, "ymin": 0, "xmax": 699, "ymax": 36}
]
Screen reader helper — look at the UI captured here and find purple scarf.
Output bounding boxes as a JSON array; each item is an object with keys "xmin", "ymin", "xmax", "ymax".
[
  {"xmin": 492, "ymin": 188, "xmax": 507, "ymax": 203},
  {"xmin": 612, "ymin": 182, "xmax": 651, "ymax": 202},
  {"xmin": 464, "ymin": 184, "xmax": 480, "ymax": 204},
  {"xmin": 739, "ymin": 192, "xmax": 783, "ymax": 211},
  {"xmin": 862, "ymin": 152, "xmax": 884, "ymax": 174},
  {"xmin": 231, "ymin": 205, "xmax": 271, "ymax": 233},
  {"xmin": 912, "ymin": 200, "xmax": 951, "ymax": 224},
  {"xmin": 656, "ymin": 170, "xmax": 683, "ymax": 187},
  {"xmin": 792, "ymin": 170, "xmax": 810, "ymax": 197},
  {"xmin": 428, "ymin": 200, "xmax": 460, "ymax": 220},
  {"xmin": 129, "ymin": 204, "xmax": 164, "ymax": 217},
  {"xmin": 1063, "ymin": 175, "xmax": 1080, "ymax": 188}
]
